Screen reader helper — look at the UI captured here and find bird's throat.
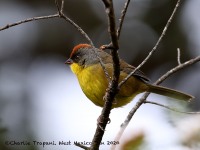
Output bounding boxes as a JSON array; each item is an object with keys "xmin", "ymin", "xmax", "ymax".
[{"xmin": 70, "ymin": 63, "xmax": 84, "ymax": 75}]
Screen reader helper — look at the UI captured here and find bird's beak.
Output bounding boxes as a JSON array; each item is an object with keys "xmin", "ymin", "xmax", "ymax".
[{"xmin": 65, "ymin": 58, "xmax": 73, "ymax": 65}]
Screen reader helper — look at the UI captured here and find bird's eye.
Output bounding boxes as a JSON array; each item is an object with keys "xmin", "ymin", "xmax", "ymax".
[{"xmin": 73, "ymin": 55, "xmax": 80, "ymax": 61}]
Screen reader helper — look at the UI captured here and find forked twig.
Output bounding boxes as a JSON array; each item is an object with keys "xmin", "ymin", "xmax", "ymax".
[
  {"xmin": 112, "ymin": 55, "xmax": 200, "ymax": 150},
  {"xmin": 111, "ymin": 0, "xmax": 184, "ymax": 149},
  {"xmin": 118, "ymin": 0, "xmax": 181, "ymax": 88},
  {"xmin": 55, "ymin": 0, "xmax": 93, "ymax": 46},
  {"xmin": 0, "ymin": 0, "xmax": 94, "ymax": 46},
  {"xmin": 156, "ymin": 55, "xmax": 200, "ymax": 85},
  {"xmin": 102, "ymin": 0, "xmax": 130, "ymax": 49}
]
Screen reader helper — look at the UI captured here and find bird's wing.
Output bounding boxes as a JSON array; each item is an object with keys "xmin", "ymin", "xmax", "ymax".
[
  {"xmin": 99, "ymin": 50, "xmax": 150, "ymax": 83},
  {"xmin": 120, "ymin": 60, "xmax": 150, "ymax": 83}
]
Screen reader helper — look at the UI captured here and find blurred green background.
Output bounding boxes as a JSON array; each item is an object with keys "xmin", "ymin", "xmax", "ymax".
[{"xmin": 0, "ymin": 0, "xmax": 200, "ymax": 150}]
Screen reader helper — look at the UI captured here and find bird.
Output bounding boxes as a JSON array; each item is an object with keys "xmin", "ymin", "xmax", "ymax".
[{"xmin": 65, "ymin": 44, "xmax": 194, "ymax": 108}]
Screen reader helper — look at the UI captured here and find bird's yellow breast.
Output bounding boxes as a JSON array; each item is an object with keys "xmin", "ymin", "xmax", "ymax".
[
  {"xmin": 70, "ymin": 63, "xmax": 108, "ymax": 107},
  {"xmin": 70, "ymin": 63, "xmax": 148, "ymax": 108}
]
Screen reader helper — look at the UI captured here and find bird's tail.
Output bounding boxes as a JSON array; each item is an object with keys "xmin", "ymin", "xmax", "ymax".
[{"xmin": 147, "ymin": 84, "xmax": 194, "ymax": 101}]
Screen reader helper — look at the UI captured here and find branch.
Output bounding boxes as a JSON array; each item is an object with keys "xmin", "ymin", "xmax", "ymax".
[
  {"xmin": 102, "ymin": 0, "xmax": 130, "ymax": 47},
  {"xmin": 177, "ymin": 48, "xmax": 182, "ymax": 65},
  {"xmin": 118, "ymin": 0, "xmax": 181, "ymax": 88},
  {"xmin": 61, "ymin": 0, "xmax": 65, "ymax": 13},
  {"xmin": 0, "ymin": 14, "xmax": 59, "ymax": 31},
  {"xmin": 117, "ymin": 0, "xmax": 131, "ymax": 39},
  {"xmin": 144, "ymin": 101, "xmax": 200, "ymax": 114},
  {"xmin": 155, "ymin": 55, "xmax": 200, "ymax": 85},
  {"xmin": 90, "ymin": 0, "xmax": 120, "ymax": 150},
  {"xmin": 102, "ymin": 0, "xmax": 119, "ymax": 49},
  {"xmin": 0, "ymin": 0, "xmax": 93, "ymax": 46},
  {"xmin": 111, "ymin": 1, "xmax": 189, "ymax": 148},
  {"xmin": 112, "ymin": 55, "xmax": 200, "ymax": 149},
  {"xmin": 110, "ymin": 92, "xmax": 149, "ymax": 150},
  {"xmin": 55, "ymin": 0, "xmax": 94, "ymax": 46},
  {"xmin": 60, "ymin": 13, "xmax": 94, "ymax": 46}
]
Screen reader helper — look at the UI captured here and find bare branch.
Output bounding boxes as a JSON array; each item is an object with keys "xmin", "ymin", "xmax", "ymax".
[
  {"xmin": 55, "ymin": 0, "xmax": 94, "ymax": 46},
  {"xmin": 61, "ymin": 0, "xmax": 65, "ymax": 13},
  {"xmin": 110, "ymin": 92, "xmax": 150, "ymax": 150},
  {"xmin": 111, "ymin": 0, "xmax": 183, "ymax": 149},
  {"xmin": 118, "ymin": 0, "xmax": 181, "ymax": 88},
  {"xmin": 55, "ymin": 0, "xmax": 65, "ymax": 14},
  {"xmin": 102, "ymin": 0, "xmax": 119, "ymax": 49},
  {"xmin": 60, "ymin": 13, "xmax": 94, "ymax": 46},
  {"xmin": 0, "ymin": 14, "xmax": 59, "ymax": 31},
  {"xmin": 103, "ymin": 0, "xmax": 131, "ymax": 47},
  {"xmin": 100, "ymin": 0, "xmax": 131, "ymax": 90},
  {"xmin": 144, "ymin": 101, "xmax": 200, "ymax": 114},
  {"xmin": 177, "ymin": 48, "xmax": 182, "ymax": 65},
  {"xmin": 90, "ymin": 0, "xmax": 120, "ymax": 149},
  {"xmin": 155, "ymin": 55, "xmax": 200, "ymax": 85},
  {"xmin": 0, "ymin": 0, "xmax": 93, "ymax": 46},
  {"xmin": 112, "ymin": 55, "xmax": 200, "ymax": 148},
  {"xmin": 55, "ymin": 0, "xmax": 61, "ymax": 13},
  {"xmin": 117, "ymin": 0, "xmax": 131, "ymax": 39}
]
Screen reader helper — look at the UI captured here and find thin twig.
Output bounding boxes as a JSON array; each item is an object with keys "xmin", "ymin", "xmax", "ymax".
[
  {"xmin": 54, "ymin": 0, "xmax": 93, "ymax": 46},
  {"xmin": 177, "ymin": 48, "xmax": 181, "ymax": 65},
  {"xmin": 0, "ymin": 0, "xmax": 93, "ymax": 46},
  {"xmin": 61, "ymin": 0, "xmax": 65, "ymax": 13},
  {"xmin": 144, "ymin": 101, "xmax": 200, "ymax": 114},
  {"xmin": 118, "ymin": 0, "xmax": 181, "ymax": 88},
  {"xmin": 55, "ymin": 0, "xmax": 65, "ymax": 15},
  {"xmin": 0, "ymin": 14, "xmax": 59, "ymax": 31},
  {"xmin": 117, "ymin": 0, "xmax": 131, "ymax": 39},
  {"xmin": 103, "ymin": 0, "xmax": 119, "ymax": 49},
  {"xmin": 55, "ymin": 0, "xmax": 61, "ymax": 12},
  {"xmin": 110, "ymin": 92, "xmax": 150, "ymax": 150},
  {"xmin": 104, "ymin": 0, "xmax": 131, "ymax": 48},
  {"xmin": 60, "ymin": 13, "xmax": 94, "ymax": 46},
  {"xmin": 155, "ymin": 55, "xmax": 200, "ymax": 85}
]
